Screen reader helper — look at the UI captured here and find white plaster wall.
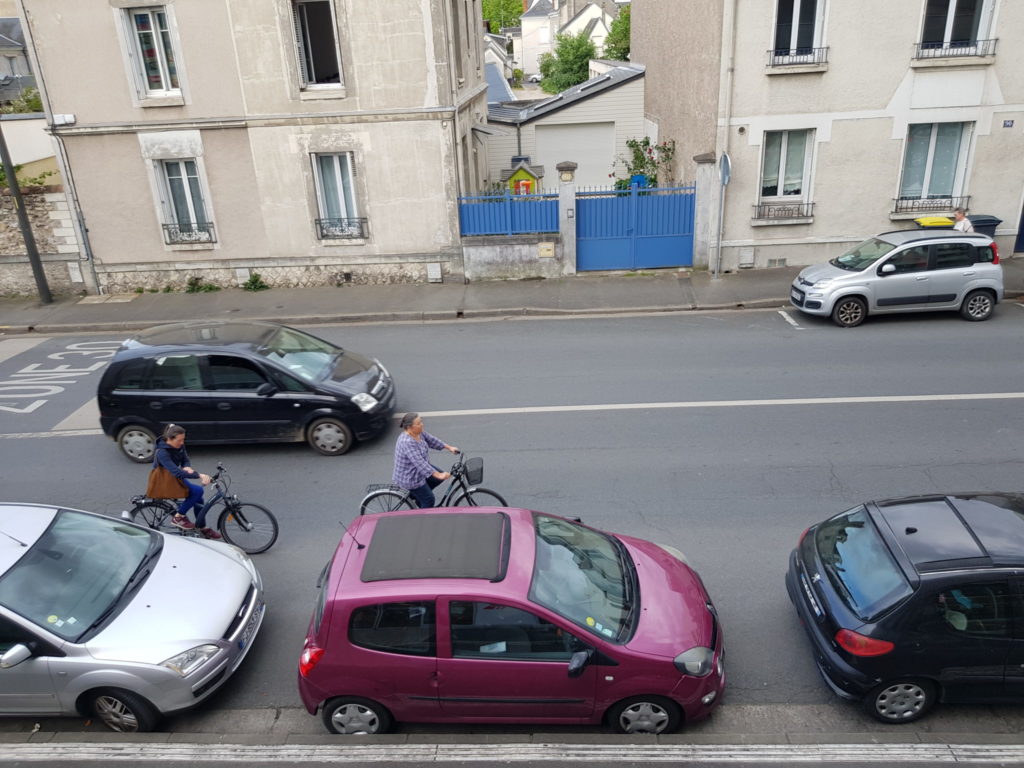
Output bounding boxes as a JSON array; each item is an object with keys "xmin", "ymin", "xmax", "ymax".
[{"xmin": 0, "ymin": 116, "xmax": 54, "ymax": 165}]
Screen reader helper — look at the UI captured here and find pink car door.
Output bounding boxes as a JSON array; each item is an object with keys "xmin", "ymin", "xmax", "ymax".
[{"xmin": 437, "ymin": 600, "xmax": 597, "ymax": 720}]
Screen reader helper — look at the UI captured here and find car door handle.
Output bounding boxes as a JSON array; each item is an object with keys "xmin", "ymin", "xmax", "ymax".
[
  {"xmin": 915, "ymin": 276, "xmax": 928, "ymax": 281},
  {"xmin": 961, "ymin": 271, "xmax": 976, "ymax": 276},
  {"xmin": 217, "ymin": 402, "xmax": 232, "ymax": 411},
  {"xmin": 149, "ymin": 402, "xmax": 163, "ymax": 410}
]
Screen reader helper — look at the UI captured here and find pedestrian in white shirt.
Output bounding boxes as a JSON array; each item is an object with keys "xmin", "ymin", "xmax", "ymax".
[{"xmin": 952, "ymin": 207, "xmax": 974, "ymax": 232}]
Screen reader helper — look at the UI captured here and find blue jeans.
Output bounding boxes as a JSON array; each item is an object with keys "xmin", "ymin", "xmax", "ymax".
[
  {"xmin": 177, "ymin": 480, "xmax": 208, "ymax": 527},
  {"xmin": 408, "ymin": 474, "xmax": 443, "ymax": 509}
]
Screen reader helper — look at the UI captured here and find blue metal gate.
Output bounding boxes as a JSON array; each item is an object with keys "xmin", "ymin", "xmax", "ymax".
[{"xmin": 576, "ymin": 185, "xmax": 695, "ymax": 271}]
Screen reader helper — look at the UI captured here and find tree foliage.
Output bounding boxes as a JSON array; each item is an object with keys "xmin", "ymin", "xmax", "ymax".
[
  {"xmin": 481, "ymin": 0, "xmax": 522, "ymax": 33},
  {"xmin": 603, "ymin": 5, "xmax": 630, "ymax": 61},
  {"xmin": 0, "ymin": 88, "xmax": 43, "ymax": 114},
  {"xmin": 538, "ymin": 32, "xmax": 596, "ymax": 94}
]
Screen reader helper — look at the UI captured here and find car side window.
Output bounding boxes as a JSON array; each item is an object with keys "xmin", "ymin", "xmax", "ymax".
[
  {"xmin": 112, "ymin": 358, "xmax": 151, "ymax": 390},
  {"xmin": 935, "ymin": 582, "xmax": 1013, "ymax": 637},
  {"xmin": 883, "ymin": 246, "xmax": 929, "ymax": 275},
  {"xmin": 348, "ymin": 601, "xmax": 435, "ymax": 656},
  {"xmin": 449, "ymin": 601, "xmax": 582, "ymax": 661},
  {"xmin": 932, "ymin": 243, "xmax": 974, "ymax": 270},
  {"xmin": 146, "ymin": 355, "xmax": 203, "ymax": 390},
  {"xmin": 206, "ymin": 355, "xmax": 269, "ymax": 391},
  {"xmin": 974, "ymin": 244, "xmax": 997, "ymax": 264}
]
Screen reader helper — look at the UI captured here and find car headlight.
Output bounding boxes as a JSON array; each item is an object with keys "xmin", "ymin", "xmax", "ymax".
[
  {"xmin": 674, "ymin": 646, "xmax": 714, "ymax": 677},
  {"xmin": 374, "ymin": 359, "xmax": 390, "ymax": 379},
  {"xmin": 656, "ymin": 543, "xmax": 689, "ymax": 565},
  {"xmin": 812, "ymin": 278, "xmax": 834, "ymax": 288},
  {"xmin": 350, "ymin": 392, "xmax": 379, "ymax": 412},
  {"xmin": 160, "ymin": 644, "xmax": 220, "ymax": 676}
]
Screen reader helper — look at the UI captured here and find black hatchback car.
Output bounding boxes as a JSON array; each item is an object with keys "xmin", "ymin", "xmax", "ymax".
[
  {"xmin": 786, "ymin": 493, "xmax": 1024, "ymax": 723},
  {"xmin": 98, "ymin": 321, "xmax": 396, "ymax": 462}
]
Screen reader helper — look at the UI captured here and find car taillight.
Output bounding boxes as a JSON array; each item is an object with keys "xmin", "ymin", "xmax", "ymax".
[
  {"xmin": 834, "ymin": 628, "xmax": 894, "ymax": 657},
  {"xmin": 798, "ymin": 527, "xmax": 810, "ymax": 546},
  {"xmin": 299, "ymin": 644, "xmax": 324, "ymax": 677},
  {"xmin": 991, "ymin": 242, "xmax": 999, "ymax": 264}
]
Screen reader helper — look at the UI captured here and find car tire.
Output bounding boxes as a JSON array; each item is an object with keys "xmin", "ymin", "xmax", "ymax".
[
  {"xmin": 606, "ymin": 695, "xmax": 682, "ymax": 734},
  {"xmin": 831, "ymin": 296, "xmax": 867, "ymax": 328},
  {"xmin": 321, "ymin": 696, "xmax": 393, "ymax": 735},
  {"xmin": 307, "ymin": 417, "xmax": 354, "ymax": 456},
  {"xmin": 864, "ymin": 679, "xmax": 937, "ymax": 724},
  {"xmin": 959, "ymin": 289, "xmax": 994, "ymax": 321},
  {"xmin": 117, "ymin": 425, "xmax": 157, "ymax": 463},
  {"xmin": 87, "ymin": 688, "xmax": 160, "ymax": 733}
]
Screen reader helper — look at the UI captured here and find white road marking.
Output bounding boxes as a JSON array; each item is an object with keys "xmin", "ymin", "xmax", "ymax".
[
  {"xmin": 51, "ymin": 397, "xmax": 101, "ymax": 431},
  {"xmin": 5, "ymin": 391, "xmax": 1024, "ymax": 441},
  {"xmin": 3, "ymin": 742, "xmax": 1022, "ymax": 763},
  {"xmin": 778, "ymin": 310, "xmax": 803, "ymax": 329},
  {"xmin": 0, "ymin": 336, "xmax": 50, "ymax": 365}
]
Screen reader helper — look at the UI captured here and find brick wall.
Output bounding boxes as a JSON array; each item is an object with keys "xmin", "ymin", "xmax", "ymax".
[{"xmin": 0, "ymin": 186, "xmax": 85, "ymax": 296}]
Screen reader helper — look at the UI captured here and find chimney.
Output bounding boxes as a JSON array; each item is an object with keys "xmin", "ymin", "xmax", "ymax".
[{"xmin": 522, "ymin": 0, "xmax": 529, "ymax": 11}]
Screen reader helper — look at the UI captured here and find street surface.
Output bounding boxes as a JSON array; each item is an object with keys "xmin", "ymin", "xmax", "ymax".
[{"xmin": 2, "ymin": 306, "xmax": 1024, "ymax": 754}]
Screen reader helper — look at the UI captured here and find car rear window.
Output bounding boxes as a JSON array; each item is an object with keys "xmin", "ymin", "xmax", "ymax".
[{"xmin": 815, "ymin": 506, "xmax": 912, "ymax": 622}]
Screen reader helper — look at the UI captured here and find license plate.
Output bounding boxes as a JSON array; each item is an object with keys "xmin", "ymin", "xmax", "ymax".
[
  {"xmin": 239, "ymin": 601, "xmax": 264, "ymax": 650},
  {"xmin": 791, "ymin": 289, "xmax": 802, "ymax": 302}
]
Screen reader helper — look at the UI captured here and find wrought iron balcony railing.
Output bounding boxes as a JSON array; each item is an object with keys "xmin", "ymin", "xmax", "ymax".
[
  {"xmin": 315, "ymin": 217, "xmax": 368, "ymax": 240},
  {"xmin": 753, "ymin": 201, "xmax": 815, "ymax": 220},
  {"xmin": 915, "ymin": 38, "xmax": 997, "ymax": 59},
  {"xmin": 892, "ymin": 196, "xmax": 970, "ymax": 214},
  {"xmin": 767, "ymin": 47, "xmax": 828, "ymax": 67},
  {"xmin": 162, "ymin": 221, "xmax": 216, "ymax": 245}
]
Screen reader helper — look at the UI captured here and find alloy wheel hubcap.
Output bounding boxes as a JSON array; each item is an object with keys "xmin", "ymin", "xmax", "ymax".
[
  {"xmin": 122, "ymin": 431, "xmax": 153, "ymax": 459},
  {"xmin": 314, "ymin": 424, "xmax": 346, "ymax": 453},
  {"xmin": 967, "ymin": 296, "xmax": 991, "ymax": 318},
  {"xmin": 838, "ymin": 303, "xmax": 863, "ymax": 325},
  {"xmin": 94, "ymin": 696, "xmax": 139, "ymax": 732},
  {"xmin": 619, "ymin": 702, "xmax": 669, "ymax": 733},
  {"xmin": 331, "ymin": 703, "xmax": 379, "ymax": 734},
  {"xmin": 874, "ymin": 683, "xmax": 926, "ymax": 720}
]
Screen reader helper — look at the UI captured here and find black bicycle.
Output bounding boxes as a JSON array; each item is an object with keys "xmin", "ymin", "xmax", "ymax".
[
  {"xmin": 358, "ymin": 452, "xmax": 506, "ymax": 514},
  {"xmin": 124, "ymin": 463, "xmax": 279, "ymax": 554}
]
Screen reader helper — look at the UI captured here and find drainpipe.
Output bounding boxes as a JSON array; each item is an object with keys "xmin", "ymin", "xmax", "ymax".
[{"xmin": 712, "ymin": 0, "xmax": 738, "ymax": 278}]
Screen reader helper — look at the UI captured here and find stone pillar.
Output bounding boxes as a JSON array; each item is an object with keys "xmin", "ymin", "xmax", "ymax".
[
  {"xmin": 556, "ymin": 161, "xmax": 578, "ymax": 276},
  {"xmin": 692, "ymin": 152, "xmax": 716, "ymax": 269}
]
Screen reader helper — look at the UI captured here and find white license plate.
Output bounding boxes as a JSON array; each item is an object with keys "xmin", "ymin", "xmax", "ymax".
[
  {"xmin": 239, "ymin": 602, "xmax": 264, "ymax": 649},
  {"xmin": 791, "ymin": 289, "xmax": 801, "ymax": 302}
]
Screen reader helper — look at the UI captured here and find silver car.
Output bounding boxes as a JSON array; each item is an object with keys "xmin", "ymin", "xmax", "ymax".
[
  {"xmin": 0, "ymin": 503, "xmax": 264, "ymax": 732},
  {"xmin": 789, "ymin": 229, "xmax": 1003, "ymax": 327}
]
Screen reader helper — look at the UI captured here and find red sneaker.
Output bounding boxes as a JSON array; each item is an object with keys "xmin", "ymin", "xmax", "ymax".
[
  {"xmin": 171, "ymin": 514, "xmax": 195, "ymax": 530},
  {"xmin": 199, "ymin": 527, "xmax": 222, "ymax": 540}
]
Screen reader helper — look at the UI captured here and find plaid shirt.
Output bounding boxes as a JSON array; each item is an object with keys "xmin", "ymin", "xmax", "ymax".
[{"xmin": 392, "ymin": 430, "xmax": 445, "ymax": 489}]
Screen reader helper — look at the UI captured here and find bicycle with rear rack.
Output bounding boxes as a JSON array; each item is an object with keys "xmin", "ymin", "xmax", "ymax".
[
  {"xmin": 358, "ymin": 452, "xmax": 506, "ymax": 514},
  {"xmin": 123, "ymin": 463, "xmax": 279, "ymax": 554}
]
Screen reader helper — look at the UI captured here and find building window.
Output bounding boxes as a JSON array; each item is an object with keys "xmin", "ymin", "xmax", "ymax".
[
  {"xmin": 127, "ymin": 7, "xmax": 179, "ymax": 94},
  {"xmin": 313, "ymin": 153, "xmax": 366, "ymax": 239},
  {"xmin": 755, "ymin": 130, "xmax": 814, "ymax": 220},
  {"xmin": 772, "ymin": 0, "xmax": 824, "ymax": 62},
  {"xmin": 292, "ymin": 1, "xmax": 342, "ymax": 88},
  {"xmin": 919, "ymin": 0, "xmax": 995, "ymax": 55},
  {"xmin": 159, "ymin": 159, "xmax": 215, "ymax": 244},
  {"xmin": 896, "ymin": 122, "xmax": 971, "ymax": 211}
]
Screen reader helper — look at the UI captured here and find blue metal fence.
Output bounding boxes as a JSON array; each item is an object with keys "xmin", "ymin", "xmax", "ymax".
[{"xmin": 458, "ymin": 191, "xmax": 559, "ymax": 236}]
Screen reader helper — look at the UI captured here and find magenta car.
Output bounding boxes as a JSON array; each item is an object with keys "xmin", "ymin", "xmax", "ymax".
[{"xmin": 297, "ymin": 507, "xmax": 724, "ymax": 735}]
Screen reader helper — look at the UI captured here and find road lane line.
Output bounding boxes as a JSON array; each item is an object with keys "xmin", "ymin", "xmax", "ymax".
[
  {"xmin": 0, "ymin": 336, "xmax": 51, "ymax": 365},
  {"xmin": 0, "ymin": 428, "xmax": 103, "ymax": 439},
  {"xmin": 778, "ymin": 310, "xmax": 803, "ymax": 329}
]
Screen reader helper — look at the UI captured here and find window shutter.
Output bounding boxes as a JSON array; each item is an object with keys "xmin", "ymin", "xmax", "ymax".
[{"xmin": 291, "ymin": 2, "xmax": 309, "ymax": 87}]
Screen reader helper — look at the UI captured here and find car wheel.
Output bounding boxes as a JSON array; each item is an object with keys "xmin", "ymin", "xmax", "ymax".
[
  {"xmin": 864, "ymin": 679, "xmax": 937, "ymax": 724},
  {"xmin": 307, "ymin": 417, "xmax": 354, "ymax": 456},
  {"xmin": 116, "ymin": 425, "xmax": 156, "ymax": 463},
  {"xmin": 321, "ymin": 696, "xmax": 393, "ymax": 735},
  {"xmin": 960, "ymin": 289, "xmax": 994, "ymax": 321},
  {"xmin": 87, "ymin": 688, "xmax": 160, "ymax": 733},
  {"xmin": 607, "ymin": 695, "xmax": 682, "ymax": 734},
  {"xmin": 831, "ymin": 297, "xmax": 867, "ymax": 328}
]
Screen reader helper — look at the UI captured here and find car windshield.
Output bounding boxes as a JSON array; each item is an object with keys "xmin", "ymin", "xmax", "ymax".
[
  {"xmin": 528, "ymin": 513, "xmax": 636, "ymax": 642},
  {"xmin": 0, "ymin": 510, "xmax": 157, "ymax": 642},
  {"xmin": 829, "ymin": 238, "xmax": 896, "ymax": 271},
  {"xmin": 815, "ymin": 506, "xmax": 912, "ymax": 622},
  {"xmin": 256, "ymin": 326, "xmax": 341, "ymax": 382}
]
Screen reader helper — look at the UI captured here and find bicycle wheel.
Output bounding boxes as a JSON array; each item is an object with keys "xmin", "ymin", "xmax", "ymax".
[
  {"xmin": 129, "ymin": 501, "xmax": 178, "ymax": 533},
  {"xmin": 448, "ymin": 488, "xmax": 507, "ymax": 507},
  {"xmin": 360, "ymin": 489, "xmax": 415, "ymax": 515},
  {"xmin": 217, "ymin": 502, "xmax": 279, "ymax": 554}
]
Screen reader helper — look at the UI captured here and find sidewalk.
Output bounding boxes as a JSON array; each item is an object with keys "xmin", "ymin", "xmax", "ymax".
[{"xmin": 1, "ymin": 260, "xmax": 1022, "ymax": 335}]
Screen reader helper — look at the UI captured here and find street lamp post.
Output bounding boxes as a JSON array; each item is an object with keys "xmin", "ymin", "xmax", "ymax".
[{"xmin": 0, "ymin": 116, "xmax": 51, "ymax": 303}]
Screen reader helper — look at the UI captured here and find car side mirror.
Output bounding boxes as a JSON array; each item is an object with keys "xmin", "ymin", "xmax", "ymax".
[
  {"xmin": 879, "ymin": 263, "xmax": 896, "ymax": 275},
  {"xmin": 0, "ymin": 643, "xmax": 32, "ymax": 669},
  {"xmin": 567, "ymin": 648, "xmax": 593, "ymax": 678},
  {"xmin": 256, "ymin": 382, "xmax": 278, "ymax": 397}
]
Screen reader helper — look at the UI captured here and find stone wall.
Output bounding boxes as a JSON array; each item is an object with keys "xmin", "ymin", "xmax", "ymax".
[
  {"xmin": 0, "ymin": 186, "xmax": 86, "ymax": 297},
  {"xmin": 463, "ymin": 235, "xmax": 565, "ymax": 281}
]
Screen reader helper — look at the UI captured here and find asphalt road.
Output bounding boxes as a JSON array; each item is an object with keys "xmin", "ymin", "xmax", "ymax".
[{"xmin": 2, "ymin": 306, "xmax": 1024, "ymax": 739}]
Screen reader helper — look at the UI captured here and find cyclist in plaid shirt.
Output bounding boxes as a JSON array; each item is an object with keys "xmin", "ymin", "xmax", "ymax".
[{"xmin": 392, "ymin": 412, "xmax": 459, "ymax": 508}]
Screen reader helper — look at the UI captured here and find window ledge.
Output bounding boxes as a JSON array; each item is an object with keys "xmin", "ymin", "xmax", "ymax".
[
  {"xmin": 165, "ymin": 242, "xmax": 217, "ymax": 252},
  {"xmin": 765, "ymin": 63, "xmax": 827, "ymax": 75},
  {"xmin": 910, "ymin": 55, "xmax": 994, "ymax": 69},
  {"xmin": 317, "ymin": 238, "xmax": 368, "ymax": 247},
  {"xmin": 299, "ymin": 86, "xmax": 348, "ymax": 102},
  {"xmin": 751, "ymin": 217, "xmax": 813, "ymax": 226},
  {"xmin": 139, "ymin": 94, "xmax": 186, "ymax": 108}
]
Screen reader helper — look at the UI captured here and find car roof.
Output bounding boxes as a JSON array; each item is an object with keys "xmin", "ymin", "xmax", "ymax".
[
  {"xmin": 118, "ymin": 321, "xmax": 287, "ymax": 356},
  {"xmin": 0, "ymin": 504, "xmax": 60, "ymax": 574},
  {"xmin": 875, "ymin": 229, "xmax": 994, "ymax": 247},
  {"xmin": 872, "ymin": 493, "xmax": 1024, "ymax": 572}
]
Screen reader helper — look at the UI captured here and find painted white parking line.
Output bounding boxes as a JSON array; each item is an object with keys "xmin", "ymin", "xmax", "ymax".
[
  {"xmin": 778, "ymin": 310, "xmax": 803, "ymax": 329},
  {"xmin": 51, "ymin": 397, "xmax": 101, "ymax": 432},
  {"xmin": 3, "ymin": 741, "xmax": 1023, "ymax": 763},
  {"xmin": 0, "ymin": 335, "xmax": 50, "ymax": 365},
  {"xmin": 0, "ymin": 428, "xmax": 103, "ymax": 439}
]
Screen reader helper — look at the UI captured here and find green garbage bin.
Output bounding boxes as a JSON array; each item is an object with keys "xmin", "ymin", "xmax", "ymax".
[
  {"xmin": 967, "ymin": 214, "xmax": 1002, "ymax": 237},
  {"xmin": 914, "ymin": 216, "xmax": 954, "ymax": 229}
]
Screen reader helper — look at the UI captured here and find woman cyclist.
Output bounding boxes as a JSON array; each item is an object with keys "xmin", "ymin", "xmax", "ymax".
[{"xmin": 152, "ymin": 424, "xmax": 221, "ymax": 539}]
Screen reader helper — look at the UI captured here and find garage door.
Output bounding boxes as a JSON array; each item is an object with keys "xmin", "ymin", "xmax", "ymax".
[{"xmin": 534, "ymin": 122, "xmax": 614, "ymax": 188}]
